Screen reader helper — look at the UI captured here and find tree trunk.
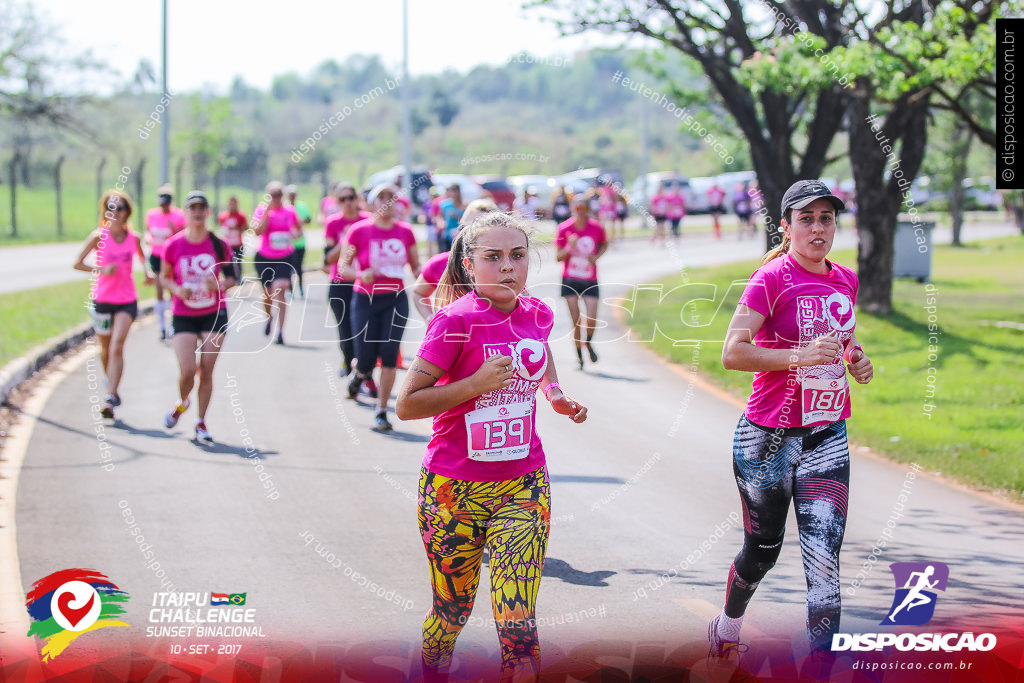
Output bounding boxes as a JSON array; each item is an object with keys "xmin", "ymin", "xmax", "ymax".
[
  {"xmin": 96, "ymin": 157, "xmax": 107, "ymax": 218},
  {"xmin": 848, "ymin": 84, "xmax": 930, "ymax": 314},
  {"xmin": 1012, "ymin": 192, "xmax": 1024, "ymax": 234},
  {"xmin": 949, "ymin": 121, "xmax": 972, "ymax": 247},
  {"xmin": 54, "ymin": 155, "xmax": 65, "ymax": 238},
  {"xmin": 213, "ymin": 168, "xmax": 222, "ymax": 217}
]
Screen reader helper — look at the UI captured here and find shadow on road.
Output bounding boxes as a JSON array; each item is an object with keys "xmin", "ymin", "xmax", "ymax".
[
  {"xmin": 581, "ymin": 371, "xmax": 651, "ymax": 383},
  {"xmin": 369, "ymin": 430, "xmax": 429, "ymax": 443},
  {"xmin": 195, "ymin": 441, "xmax": 281, "ymax": 459},
  {"xmin": 541, "ymin": 557, "xmax": 616, "ymax": 586}
]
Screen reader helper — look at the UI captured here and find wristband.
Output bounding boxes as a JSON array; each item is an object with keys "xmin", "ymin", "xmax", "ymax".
[
  {"xmin": 543, "ymin": 383, "xmax": 561, "ymax": 401},
  {"xmin": 846, "ymin": 344, "xmax": 863, "ymax": 361}
]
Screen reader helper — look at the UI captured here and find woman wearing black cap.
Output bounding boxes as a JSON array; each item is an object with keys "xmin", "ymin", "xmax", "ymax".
[
  {"xmin": 708, "ymin": 180, "xmax": 874, "ymax": 660},
  {"xmin": 160, "ymin": 191, "xmax": 235, "ymax": 443}
]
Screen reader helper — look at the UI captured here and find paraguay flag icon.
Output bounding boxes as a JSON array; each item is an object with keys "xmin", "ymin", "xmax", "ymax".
[
  {"xmin": 882, "ymin": 562, "xmax": 949, "ymax": 626},
  {"xmin": 25, "ymin": 569, "xmax": 130, "ymax": 661}
]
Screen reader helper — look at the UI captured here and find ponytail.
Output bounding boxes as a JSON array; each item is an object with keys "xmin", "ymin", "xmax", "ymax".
[
  {"xmin": 760, "ymin": 209, "xmax": 791, "ymax": 265},
  {"xmin": 434, "ymin": 230, "xmax": 474, "ymax": 310}
]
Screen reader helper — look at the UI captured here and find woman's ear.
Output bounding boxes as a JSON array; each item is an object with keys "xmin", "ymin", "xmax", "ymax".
[{"xmin": 463, "ymin": 256, "xmax": 474, "ymax": 281}]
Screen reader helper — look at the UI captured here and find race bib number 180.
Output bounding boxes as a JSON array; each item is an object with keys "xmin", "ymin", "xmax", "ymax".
[
  {"xmin": 801, "ymin": 375, "xmax": 848, "ymax": 425},
  {"xmin": 464, "ymin": 401, "xmax": 533, "ymax": 462}
]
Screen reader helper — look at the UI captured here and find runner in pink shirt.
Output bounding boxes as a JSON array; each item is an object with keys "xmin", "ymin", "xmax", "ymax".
[
  {"xmin": 709, "ymin": 180, "xmax": 874, "ymax": 660},
  {"xmin": 73, "ymin": 189, "xmax": 154, "ymax": 420},
  {"xmin": 650, "ymin": 182, "xmax": 669, "ymax": 244},
  {"xmin": 339, "ymin": 184, "xmax": 422, "ymax": 431},
  {"xmin": 252, "ymin": 181, "xmax": 302, "ymax": 345},
  {"xmin": 217, "ymin": 196, "xmax": 247, "ymax": 282},
  {"xmin": 708, "ymin": 182, "xmax": 727, "ymax": 239},
  {"xmin": 666, "ymin": 182, "xmax": 687, "ymax": 238},
  {"xmin": 556, "ymin": 195, "xmax": 609, "ymax": 370},
  {"xmin": 145, "ymin": 184, "xmax": 186, "ymax": 339},
  {"xmin": 323, "ymin": 182, "xmax": 372, "ymax": 378},
  {"xmin": 160, "ymin": 191, "xmax": 236, "ymax": 443},
  {"xmin": 396, "ymin": 212, "xmax": 587, "ymax": 681}
]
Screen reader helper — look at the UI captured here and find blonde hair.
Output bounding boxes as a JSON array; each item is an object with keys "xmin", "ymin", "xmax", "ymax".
[
  {"xmin": 434, "ymin": 212, "xmax": 533, "ymax": 310},
  {"xmin": 98, "ymin": 189, "xmax": 134, "ymax": 229},
  {"xmin": 460, "ymin": 198, "xmax": 498, "ymax": 226}
]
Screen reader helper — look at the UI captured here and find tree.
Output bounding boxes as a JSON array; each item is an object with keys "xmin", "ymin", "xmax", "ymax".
[
  {"xmin": 534, "ymin": 0, "xmax": 996, "ymax": 313},
  {"xmin": 429, "ymin": 87, "xmax": 460, "ymax": 152},
  {"xmin": 0, "ymin": 0, "xmax": 105, "ymax": 187}
]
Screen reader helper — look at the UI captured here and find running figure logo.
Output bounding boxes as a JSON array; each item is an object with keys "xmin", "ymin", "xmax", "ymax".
[{"xmin": 882, "ymin": 562, "xmax": 949, "ymax": 626}]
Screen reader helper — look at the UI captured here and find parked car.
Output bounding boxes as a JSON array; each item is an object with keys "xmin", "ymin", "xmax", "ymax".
[
  {"xmin": 686, "ymin": 176, "xmax": 719, "ymax": 214},
  {"xmin": 474, "ymin": 176, "xmax": 516, "ymax": 211},
  {"xmin": 508, "ymin": 175, "xmax": 556, "ymax": 218},
  {"xmin": 716, "ymin": 171, "xmax": 758, "ymax": 212}
]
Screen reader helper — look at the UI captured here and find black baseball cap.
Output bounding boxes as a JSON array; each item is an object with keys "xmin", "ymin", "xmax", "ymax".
[
  {"xmin": 184, "ymin": 190, "xmax": 209, "ymax": 208},
  {"xmin": 781, "ymin": 180, "xmax": 845, "ymax": 214}
]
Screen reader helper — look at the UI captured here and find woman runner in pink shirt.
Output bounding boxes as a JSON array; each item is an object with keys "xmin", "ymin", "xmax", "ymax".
[
  {"xmin": 396, "ymin": 212, "xmax": 587, "ymax": 682},
  {"xmin": 73, "ymin": 190, "xmax": 154, "ymax": 420},
  {"xmin": 145, "ymin": 185, "xmax": 186, "ymax": 339},
  {"xmin": 160, "ymin": 191, "xmax": 236, "ymax": 443},
  {"xmin": 252, "ymin": 181, "xmax": 302, "ymax": 345},
  {"xmin": 708, "ymin": 180, "xmax": 874, "ymax": 661},
  {"xmin": 556, "ymin": 195, "xmax": 609, "ymax": 370}
]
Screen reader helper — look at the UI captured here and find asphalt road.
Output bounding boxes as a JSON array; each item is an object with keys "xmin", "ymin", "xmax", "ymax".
[{"xmin": 4, "ymin": 222, "xmax": 1022, "ymax": 680}]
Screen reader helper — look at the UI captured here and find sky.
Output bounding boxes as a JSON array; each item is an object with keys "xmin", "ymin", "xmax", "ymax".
[{"xmin": 32, "ymin": 0, "xmax": 635, "ymax": 93}]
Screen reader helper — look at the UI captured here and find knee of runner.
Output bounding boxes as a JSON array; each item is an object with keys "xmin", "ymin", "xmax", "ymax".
[{"xmin": 736, "ymin": 536, "xmax": 784, "ymax": 581}]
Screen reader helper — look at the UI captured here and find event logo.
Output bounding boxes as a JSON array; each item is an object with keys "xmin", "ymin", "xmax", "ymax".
[
  {"xmin": 883, "ymin": 562, "xmax": 949, "ymax": 626},
  {"xmin": 25, "ymin": 569, "xmax": 130, "ymax": 661}
]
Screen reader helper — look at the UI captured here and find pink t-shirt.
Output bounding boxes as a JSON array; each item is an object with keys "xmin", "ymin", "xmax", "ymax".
[
  {"xmin": 253, "ymin": 204, "xmax": 299, "ymax": 259},
  {"xmin": 417, "ymin": 291, "xmax": 555, "ymax": 482},
  {"xmin": 421, "ymin": 252, "xmax": 449, "ymax": 287},
  {"xmin": 162, "ymin": 231, "xmax": 228, "ymax": 316},
  {"xmin": 555, "ymin": 219, "xmax": 607, "ymax": 282},
  {"xmin": 346, "ymin": 220, "xmax": 417, "ymax": 295},
  {"xmin": 145, "ymin": 208, "xmax": 186, "ymax": 257},
  {"xmin": 738, "ymin": 254, "xmax": 859, "ymax": 428},
  {"xmin": 93, "ymin": 228, "xmax": 140, "ymax": 304},
  {"xmin": 708, "ymin": 186, "xmax": 726, "ymax": 205},
  {"xmin": 321, "ymin": 196, "xmax": 341, "ymax": 219},
  {"xmin": 218, "ymin": 210, "xmax": 247, "ymax": 248},
  {"xmin": 667, "ymin": 193, "xmax": 686, "ymax": 219},
  {"xmin": 325, "ymin": 211, "xmax": 371, "ymax": 281},
  {"xmin": 650, "ymin": 192, "xmax": 668, "ymax": 218}
]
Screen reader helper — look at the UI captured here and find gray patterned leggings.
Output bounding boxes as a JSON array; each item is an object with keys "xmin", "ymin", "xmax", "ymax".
[{"xmin": 723, "ymin": 415, "xmax": 850, "ymax": 648}]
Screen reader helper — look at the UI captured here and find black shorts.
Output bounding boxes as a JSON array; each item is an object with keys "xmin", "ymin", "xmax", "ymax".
[
  {"xmin": 737, "ymin": 212, "xmax": 752, "ymax": 221},
  {"xmin": 149, "ymin": 254, "xmax": 162, "ymax": 274},
  {"xmin": 616, "ymin": 207, "xmax": 628, "ymax": 219},
  {"xmin": 561, "ymin": 278, "xmax": 599, "ymax": 298},
  {"xmin": 172, "ymin": 309, "xmax": 229, "ymax": 336},
  {"xmin": 710, "ymin": 204, "xmax": 726, "ymax": 215},
  {"xmin": 93, "ymin": 300, "xmax": 139, "ymax": 320},
  {"xmin": 254, "ymin": 253, "xmax": 295, "ymax": 289}
]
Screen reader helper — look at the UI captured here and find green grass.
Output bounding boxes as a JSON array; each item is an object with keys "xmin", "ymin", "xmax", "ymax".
[
  {"xmin": 0, "ymin": 278, "xmax": 107, "ymax": 367},
  {"xmin": 628, "ymin": 236, "xmax": 1024, "ymax": 499}
]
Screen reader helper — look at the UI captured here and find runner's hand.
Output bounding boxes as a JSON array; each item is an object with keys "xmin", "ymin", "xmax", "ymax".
[
  {"xmin": 470, "ymin": 354, "xmax": 516, "ymax": 394},
  {"xmin": 847, "ymin": 347, "xmax": 873, "ymax": 384},
  {"xmin": 799, "ymin": 334, "xmax": 843, "ymax": 367},
  {"xmin": 550, "ymin": 394, "xmax": 587, "ymax": 423},
  {"xmin": 359, "ymin": 269, "xmax": 375, "ymax": 285},
  {"xmin": 177, "ymin": 286, "xmax": 193, "ymax": 299}
]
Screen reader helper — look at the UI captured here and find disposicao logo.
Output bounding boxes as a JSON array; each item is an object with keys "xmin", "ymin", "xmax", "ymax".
[
  {"xmin": 883, "ymin": 562, "xmax": 948, "ymax": 626},
  {"xmin": 832, "ymin": 561, "xmax": 996, "ymax": 653},
  {"xmin": 25, "ymin": 569, "xmax": 130, "ymax": 661}
]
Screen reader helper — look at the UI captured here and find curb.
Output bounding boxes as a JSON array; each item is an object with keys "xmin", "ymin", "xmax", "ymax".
[{"xmin": 0, "ymin": 301, "xmax": 155, "ymax": 407}]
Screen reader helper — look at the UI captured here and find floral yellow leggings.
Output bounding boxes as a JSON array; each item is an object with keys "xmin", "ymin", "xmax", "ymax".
[{"xmin": 418, "ymin": 465, "xmax": 551, "ymax": 677}]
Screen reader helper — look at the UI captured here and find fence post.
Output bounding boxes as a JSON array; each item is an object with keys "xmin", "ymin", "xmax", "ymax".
[
  {"xmin": 8, "ymin": 153, "xmax": 21, "ymax": 238},
  {"xmin": 96, "ymin": 157, "xmax": 107, "ymax": 222},
  {"xmin": 135, "ymin": 157, "xmax": 146, "ymax": 208}
]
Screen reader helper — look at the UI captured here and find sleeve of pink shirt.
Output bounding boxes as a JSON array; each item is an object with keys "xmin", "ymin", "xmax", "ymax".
[
  {"xmin": 417, "ymin": 309, "xmax": 465, "ymax": 371},
  {"xmin": 737, "ymin": 266, "xmax": 775, "ymax": 319},
  {"xmin": 554, "ymin": 225, "xmax": 567, "ymax": 249}
]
